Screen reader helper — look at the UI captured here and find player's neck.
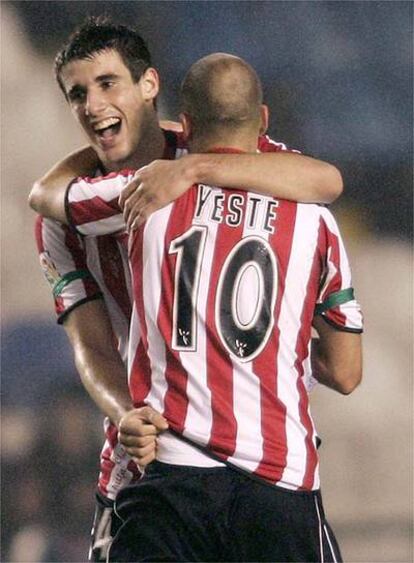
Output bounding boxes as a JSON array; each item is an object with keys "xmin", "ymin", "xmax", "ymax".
[
  {"xmin": 189, "ymin": 130, "xmax": 258, "ymax": 154},
  {"xmin": 104, "ymin": 118, "xmax": 165, "ymax": 172}
]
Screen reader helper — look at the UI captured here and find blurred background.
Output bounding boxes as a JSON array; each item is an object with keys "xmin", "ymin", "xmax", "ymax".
[{"xmin": 1, "ymin": 1, "xmax": 412, "ymax": 561}]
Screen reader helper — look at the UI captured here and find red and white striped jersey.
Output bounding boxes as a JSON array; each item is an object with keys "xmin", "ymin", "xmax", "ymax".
[
  {"xmin": 35, "ymin": 215, "xmax": 139, "ymax": 500},
  {"xmin": 66, "ymin": 148, "xmax": 363, "ymax": 492},
  {"xmin": 34, "ymin": 131, "xmax": 289, "ymax": 496}
]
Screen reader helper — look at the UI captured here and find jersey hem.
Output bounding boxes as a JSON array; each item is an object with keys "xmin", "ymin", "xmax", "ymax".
[
  {"xmin": 317, "ymin": 314, "xmax": 363, "ymax": 334},
  {"xmin": 168, "ymin": 428, "xmax": 319, "ymax": 494}
]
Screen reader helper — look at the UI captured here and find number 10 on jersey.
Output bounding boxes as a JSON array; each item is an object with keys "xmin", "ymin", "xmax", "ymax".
[{"xmin": 169, "ymin": 226, "xmax": 278, "ymax": 363}]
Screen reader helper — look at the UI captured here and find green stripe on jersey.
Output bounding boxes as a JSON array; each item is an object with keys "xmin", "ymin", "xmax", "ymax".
[
  {"xmin": 315, "ymin": 288, "xmax": 355, "ymax": 314},
  {"xmin": 53, "ymin": 270, "xmax": 91, "ymax": 297}
]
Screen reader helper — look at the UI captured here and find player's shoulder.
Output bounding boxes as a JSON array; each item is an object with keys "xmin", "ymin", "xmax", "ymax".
[{"xmin": 258, "ymin": 134, "xmax": 301, "ymax": 154}]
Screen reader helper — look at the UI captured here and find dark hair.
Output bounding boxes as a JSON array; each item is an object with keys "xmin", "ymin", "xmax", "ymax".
[{"xmin": 54, "ymin": 16, "xmax": 152, "ymax": 97}]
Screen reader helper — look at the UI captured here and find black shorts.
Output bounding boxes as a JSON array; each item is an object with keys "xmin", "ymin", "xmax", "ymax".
[
  {"xmin": 89, "ymin": 491, "xmax": 122, "ymax": 562},
  {"xmin": 110, "ymin": 461, "xmax": 342, "ymax": 562}
]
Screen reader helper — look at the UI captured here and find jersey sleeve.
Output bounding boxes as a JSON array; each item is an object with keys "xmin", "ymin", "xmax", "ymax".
[
  {"xmin": 257, "ymin": 134, "xmax": 301, "ymax": 154},
  {"xmin": 315, "ymin": 208, "xmax": 363, "ymax": 333},
  {"xmin": 35, "ymin": 215, "xmax": 102, "ymax": 324},
  {"xmin": 66, "ymin": 170, "xmax": 135, "ymax": 235}
]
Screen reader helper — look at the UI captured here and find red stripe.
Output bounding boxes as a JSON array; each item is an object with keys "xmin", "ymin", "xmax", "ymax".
[
  {"xmin": 98, "ymin": 424, "xmax": 118, "ymax": 496},
  {"xmin": 70, "ymin": 195, "xmax": 120, "ymax": 226},
  {"xmin": 295, "ymin": 220, "xmax": 325, "ymax": 490},
  {"xmin": 34, "ymin": 215, "xmax": 45, "ymax": 252},
  {"xmin": 83, "ymin": 169, "xmax": 135, "ymax": 184},
  {"xmin": 206, "ymin": 193, "xmax": 247, "ymax": 458},
  {"xmin": 129, "ymin": 228, "xmax": 152, "ymax": 405},
  {"xmin": 319, "ymin": 221, "xmax": 347, "ymax": 328},
  {"xmin": 97, "ymin": 236, "xmax": 132, "ymax": 321},
  {"xmin": 253, "ymin": 201, "xmax": 297, "ymax": 483},
  {"xmin": 62, "ymin": 224, "xmax": 97, "ymax": 297},
  {"xmin": 157, "ymin": 193, "xmax": 196, "ymax": 432}
]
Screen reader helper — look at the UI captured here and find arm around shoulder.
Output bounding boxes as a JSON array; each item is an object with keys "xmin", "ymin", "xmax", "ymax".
[{"xmin": 28, "ymin": 146, "xmax": 98, "ymax": 222}]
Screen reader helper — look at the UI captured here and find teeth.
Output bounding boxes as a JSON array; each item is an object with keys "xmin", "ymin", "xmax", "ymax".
[{"xmin": 93, "ymin": 117, "xmax": 121, "ymax": 132}]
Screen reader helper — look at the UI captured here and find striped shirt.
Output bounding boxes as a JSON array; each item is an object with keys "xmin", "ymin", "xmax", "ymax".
[
  {"xmin": 65, "ymin": 146, "xmax": 363, "ymax": 492},
  {"xmin": 34, "ymin": 131, "xmax": 289, "ymax": 494},
  {"xmin": 35, "ymin": 214, "xmax": 139, "ymax": 500}
]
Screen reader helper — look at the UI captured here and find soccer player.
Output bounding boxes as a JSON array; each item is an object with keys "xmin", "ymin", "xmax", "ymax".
[{"xmin": 33, "ymin": 51, "xmax": 362, "ymax": 562}]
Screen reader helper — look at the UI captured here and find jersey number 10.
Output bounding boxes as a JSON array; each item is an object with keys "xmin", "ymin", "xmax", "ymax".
[{"xmin": 169, "ymin": 226, "xmax": 278, "ymax": 363}]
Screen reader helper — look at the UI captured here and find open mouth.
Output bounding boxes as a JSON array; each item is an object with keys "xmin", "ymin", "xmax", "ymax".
[{"xmin": 93, "ymin": 117, "xmax": 122, "ymax": 140}]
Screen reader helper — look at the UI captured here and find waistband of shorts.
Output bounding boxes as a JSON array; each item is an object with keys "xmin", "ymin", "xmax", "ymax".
[{"xmin": 145, "ymin": 460, "xmax": 321, "ymax": 497}]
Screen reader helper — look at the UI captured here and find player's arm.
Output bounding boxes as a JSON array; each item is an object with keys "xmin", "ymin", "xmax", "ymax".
[
  {"xmin": 120, "ymin": 149, "xmax": 342, "ymax": 229},
  {"xmin": 28, "ymin": 146, "xmax": 99, "ymax": 220},
  {"xmin": 28, "ymin": 120, "xmax": 180, "ymax": 217},
  {"xmin": 63, "ymin": 299, "xmax": 133, "ymax": 426},
  {"xmin": 311, "ymin": 316, "xmax": 362, "ymax": 394},
  {"xmin": 32, "ymin": 168, "xmax": 133, "ymax": 234}
]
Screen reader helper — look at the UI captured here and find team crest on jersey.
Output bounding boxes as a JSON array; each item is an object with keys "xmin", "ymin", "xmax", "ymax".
[{"xmin": 39, "ymin": 251, "xmax": 62, "ymax": 288}]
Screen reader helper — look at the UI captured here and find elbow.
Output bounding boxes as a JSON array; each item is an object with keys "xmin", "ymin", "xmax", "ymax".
[
  {"xmin": 28, "ymin": 181, "xmax": 43, "ymax": 213},
  {"xmin": 321, "ymin": 163, "xmax": 343, "ymax": 204},
  {"xmin": 335, "ymin": 368, "xmax": 362, "ymax": 395}
]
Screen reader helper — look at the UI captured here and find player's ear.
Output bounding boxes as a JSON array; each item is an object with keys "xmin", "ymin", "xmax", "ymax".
[
  {"xmin": 140, "ymin": 68, "xmax": 160, "ymax": 101},
  {"xmin": 259, "ymin": 105, "xmax": 269, "ymax": 135},
  {"xmin": 179, "ymin": 113, "xmax": 192, "ymax": 141}
]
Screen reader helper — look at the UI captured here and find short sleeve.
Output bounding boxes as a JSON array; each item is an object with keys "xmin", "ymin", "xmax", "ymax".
[
  {"xmin": 35, "ymin": 215, "xmax": 102, "ymax": 323},
  {"xmin": 315, "ymin": 208, "xmax": 363, "ymax": 333},
  {"xmin": 66, "ymin": 170, "xmax": 135, "ymax": 235}
]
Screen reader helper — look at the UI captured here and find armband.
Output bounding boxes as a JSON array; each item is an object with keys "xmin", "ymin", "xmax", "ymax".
[
  {"xmin": 315, "ymin": 288, "xmax": 355, "ymax": 315},
  {"xmin": 53, "ymin": 269, "xmax": 92, "ymax": 297}
]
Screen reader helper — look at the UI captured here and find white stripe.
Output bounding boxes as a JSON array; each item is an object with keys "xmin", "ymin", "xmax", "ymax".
[
  {"xmin": 105, "ymin": 443, "xmax": 133, "ymax": 500},
  {"xmin": 69, "ymin": 174, "xmax": 134, "ymax": 203},
  {"xmin": 277, "ymin": 204, "xmax": 320, "ymax": 489},
  {"xmin": 314, "ymin": 495, "xmax": 324, "ymax": 563},
  {"xmin": 77, "ymin": 214, "xmax": 126, "ymax": 236},
  {"xmin": 41, "ymin": 218, "xmax": 88, "ymax": 311},
  {"xmin": 227, "ymin": 194, "xmax": 272, "ymax": 472},
  {"xmin": 324, "ymin": 524, "xmax": 338, "ymax": 563},
  {"xmin": 179, "ymin": 202, "xmax": 219, "ymax": 446},
  {"xmin": 127, "ymin": 302, "xmax": 141, "ymax": 383},
  {"xmin": 84, "ymin": 237, "xmax": 130, "ymax": 363},
  {"xmin": 142, "ymin": 205, "xmax": 173, "ymax": 413}
]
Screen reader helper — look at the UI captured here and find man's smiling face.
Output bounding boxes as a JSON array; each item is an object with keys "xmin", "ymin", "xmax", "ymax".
[{"xmin": 61, "ymin": 49, "xmax": 158, "ymax": 170}]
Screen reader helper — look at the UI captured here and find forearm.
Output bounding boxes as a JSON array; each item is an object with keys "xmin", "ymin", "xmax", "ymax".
[
  {"xmin": 181, "ymin": 152, "xmax": 342, "ymax": 204},
  {"xmin": 74, "ymin": 344, "xmax": 133, "ymax": 427},
  {"xmin": 28, "ymin": 145, "xmax": 98, "ymax": 221}
]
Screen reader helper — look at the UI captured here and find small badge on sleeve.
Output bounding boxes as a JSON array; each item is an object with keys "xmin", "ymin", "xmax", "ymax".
[{"xmin": 39, "ymin": 251, "xmax": 62, "ymax": 289}]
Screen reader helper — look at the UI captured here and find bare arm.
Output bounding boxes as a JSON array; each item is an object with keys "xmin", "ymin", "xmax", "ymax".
[
  {"xmin": 28, "ymin": 145, "xmax": 98, "ymax": 222},
  {"xmin": 27, "ymin": 120, "xmax": 180, "ymax": 218},
  {"xmin": 312, "ymin": 315, "xmax": 362, "ymax": 395},
  {"xmin": 120, "ymin": 152, "xmax": 343, "ymax": 229},
  {"xmin": 64, "ymin": 299, "xmax": 133, "ymax": 427}
]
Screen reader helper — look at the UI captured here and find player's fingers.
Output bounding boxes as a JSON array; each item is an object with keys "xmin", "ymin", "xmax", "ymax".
[
  {"xmin": 144, "ymin": 409, "xmax": 169, "ymax": 431},
  {"xmin": 132, "ymin": 450, "xmax": 157, "ymax": 468},
  {"xmin": 119, "ymin": 434, "xmax": 155, "ymax": 448},
  {"xmin": 118, "ymin": 420, "xmax": 159, "ymax": 437},
  {"xmin": 123, "ymin": 189, "xmax": 144, "ymax": 227},
  {"xmin": 125, "ymin": 441, "xmax": 156, "ymax": 460},
  {"xmin": 129, "ymin": 203, "xmax": 153, "ymax": 231},
  {"xmin": 118, "ymin": 176, "xmax": 141, "ymax": 208}
]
